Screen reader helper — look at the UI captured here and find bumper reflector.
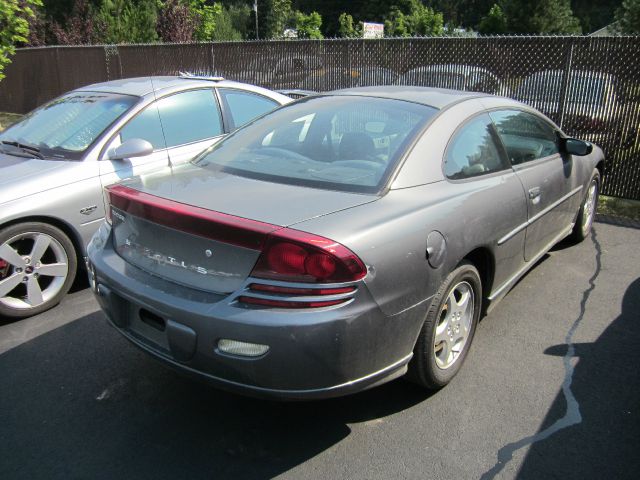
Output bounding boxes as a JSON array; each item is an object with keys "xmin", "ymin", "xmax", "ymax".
[{"xmin": 218, "ymin": 339, "xmax": 269, "ymax": 357}]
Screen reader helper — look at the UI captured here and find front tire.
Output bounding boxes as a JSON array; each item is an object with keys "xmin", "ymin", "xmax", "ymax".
[
  {"xmin": 0, "ymin": 222, "xmax": 77, "ymax": 319},
  {"xmin": 408, "ymin": 262, "xmax": 482, "ymax": 390},
  {"xmin": 572, "ymin": 171, "xmax": 600, "ymax": 242}
]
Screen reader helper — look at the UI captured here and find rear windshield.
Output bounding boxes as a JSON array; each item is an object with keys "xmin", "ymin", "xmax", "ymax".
[
  {"xmin": 195, "ymin": 95, "xmax": 436, "ymax": 194},
  {"xmin": 0, "ymin": 91, "xmax": 138, "ymax": 159}
]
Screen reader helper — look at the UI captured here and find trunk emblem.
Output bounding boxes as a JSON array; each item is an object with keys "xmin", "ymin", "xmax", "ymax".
[{"xmin": 205, "ymin": 249, "xmax": 213, "ymax": 257}]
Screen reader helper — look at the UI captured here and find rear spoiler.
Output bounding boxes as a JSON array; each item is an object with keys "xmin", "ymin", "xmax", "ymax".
[{"xmin": 276, "ymin": 89, "xmax": 317, "ymax": 99}]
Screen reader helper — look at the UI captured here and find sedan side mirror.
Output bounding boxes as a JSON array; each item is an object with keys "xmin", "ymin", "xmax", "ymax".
[
  {"xmin": 107, "ymin": 138, "xmax": 153, "ymax": 161},
  {"xmin": 561, "ymin": 137, "xmax": 593, "ymax": 156}
]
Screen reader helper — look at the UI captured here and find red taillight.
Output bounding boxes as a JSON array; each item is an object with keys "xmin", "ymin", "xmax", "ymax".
[{"xmin": 250, "ymin": 230, "xmax": 366, "ymax": 283}]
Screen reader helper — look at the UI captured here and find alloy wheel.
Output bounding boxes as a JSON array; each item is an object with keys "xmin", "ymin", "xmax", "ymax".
[
  {"xmin": 434, "ymin": 281, "xmax": 474, "ymax": 369},
  {"xmin": 0, "ymin": 232, "xmax": 69, "ymax": 311}
]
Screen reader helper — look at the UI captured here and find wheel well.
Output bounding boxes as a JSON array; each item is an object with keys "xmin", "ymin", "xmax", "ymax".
[
  {"xmin": 1, "ymin": 216, "xmax": 86, "ymax": 273},
  {"xmin": 595, "ymin": 160, "xmax": 604, "ymax": 179},
  {"xmin": 462, "ymin": 247, "xmax": 495, "ymax": 304}
]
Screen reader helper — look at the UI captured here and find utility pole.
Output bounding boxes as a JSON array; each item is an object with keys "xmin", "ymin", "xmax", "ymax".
[{"xmin": 254, "ymin": 0, "xmax": 259, "ymax": 40}]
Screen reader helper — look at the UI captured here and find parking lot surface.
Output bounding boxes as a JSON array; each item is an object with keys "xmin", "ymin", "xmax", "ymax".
[{"xmin": 1, "ymin": 220, "xmax": 638, "ymax": 480}]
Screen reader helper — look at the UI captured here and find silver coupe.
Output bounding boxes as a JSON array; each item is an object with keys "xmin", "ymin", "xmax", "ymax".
[
  {"xmin": 87, "ymin": 86, "xmax": 603, "ymax": 399},
  {"xmin": 0, "ymin": 76, "xmax": 290, "ymax": 318}
]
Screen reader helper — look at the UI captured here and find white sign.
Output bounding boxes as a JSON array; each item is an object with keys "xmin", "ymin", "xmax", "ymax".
[{"xmin": 362, "ymin": 22, "xmax": 384, "ymax": 39}]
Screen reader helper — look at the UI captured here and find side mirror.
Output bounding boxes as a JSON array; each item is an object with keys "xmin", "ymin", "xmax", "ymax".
[
  {"xmin": 561, "ymin": 137, "xmax": 593, "ymax": 156},
  {"xmin": 107, "ymin": 138, "xmax": 153, "ymax": 160}
]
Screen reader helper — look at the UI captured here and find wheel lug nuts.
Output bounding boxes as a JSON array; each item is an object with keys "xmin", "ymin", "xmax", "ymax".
[
  {"xmin": 16, "ymin": 268, "xmax": 22, "ymax": 273},
  {"xmin": 25, "ymin": 258, "xmax": 31, "ymax": 265},
  {"xmin": 23, "ymin": 277, "xmax": 28, "ymax": 282}
]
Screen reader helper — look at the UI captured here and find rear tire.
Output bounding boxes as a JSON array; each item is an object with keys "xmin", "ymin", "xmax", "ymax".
[
  {"xmin": 572, "ymin": 171, "xmax": 600, "ymax": 243},
  {"xmin": 408, "ymin": 262, "xmax": 482, "ymax": 390},
  {"xmin": 0, "ymin": 222, "xmax": 77, "ymax": 319}
]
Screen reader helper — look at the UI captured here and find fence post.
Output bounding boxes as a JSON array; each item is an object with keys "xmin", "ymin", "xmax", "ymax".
[{"xmin": 557, "ymin": 38, "xmax": 575, "ymax": 129}]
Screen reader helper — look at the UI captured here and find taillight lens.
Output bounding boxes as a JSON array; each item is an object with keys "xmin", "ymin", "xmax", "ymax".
[{"xmin": 250, "ymin": 229, "xmax": 366, "ymax": 283}]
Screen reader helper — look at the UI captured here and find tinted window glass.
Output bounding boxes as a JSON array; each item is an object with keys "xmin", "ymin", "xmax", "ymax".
[
  {"xmin": 120, "ymin": 104, "xmax": 166, "ymax": 149},
  {"xmin": 445, "ymin": 114, "xmax": 506, "ymax": 179},
  {"xmin": 490, "ymin": 110, "xmax": 559, "ymax": 165},
  {"xmin": 195, "ymin": 96, "xmax": 436, "ymax": 194},
  {"xmin": 219, "ymin": 89, "xmax": 279, "ymax": 129},
  {"xmin": 0, "ymin": 92, "xmax": 137, "ymax": 159},
  {"xmin": 156, "ymin": 90, "xmax": 222, "ymax": 147}
]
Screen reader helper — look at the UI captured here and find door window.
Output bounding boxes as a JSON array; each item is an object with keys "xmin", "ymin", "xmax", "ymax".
[
  {"xmin": 219, "ymin": 89, "xmax": 279, "ymax": 130},
  {"xmin": 119, "ymin": 104, "xmax": 166, "ymax": 150},
  {"xmin": 444, "ymin": 114, "xmax": 507, "ymax": 179},
  {"xmin": 156, "ymin": 89, "xmax": 223, "ymax": 147},
  {"xmin": 490, "ymin": 110, "xmax": 560, "ymax": 165}
]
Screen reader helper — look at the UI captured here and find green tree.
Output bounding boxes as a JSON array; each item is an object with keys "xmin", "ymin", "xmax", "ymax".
[
  {"xmin": 211, "ymin": 2, "xmax": 250, "ymax": 41},
  {"xmin": 477, "ymin": 3, "xmax": 507, "ymax": 34},
  {"xmin": 258, "ymin": 0, "xmax": 292, "ymax": 39},
  {"xmin": 384, "ymin": 0, "xmax": 444, "ymax": 36},
  {"xmin": 504, "ymin": 0, "xmax": 581, "ymax": 34},
  {"xmin": 190, "ymin": 0, "xmax": 222, "ymax": 40},
  {"xmin": 572, "ymin": 0, "xmax": 618, "ymax": 33},
  {"xmin": 0, "ymin": 0, "xmax": 42, "ymax": 80},
  {"xmin": 338, "ymin": 12, "xmax": 359, "ymax": 37},
  {"xmin": 291, "ymin": 10, "xmax": 323, "ymax": 38},
  {"xmin": 615, "ymin": 0, "xmax": 640, "ymax": 34},
  {"xmin": 96, "ymin": 0, "xmax": 159, "ymax": 44}
]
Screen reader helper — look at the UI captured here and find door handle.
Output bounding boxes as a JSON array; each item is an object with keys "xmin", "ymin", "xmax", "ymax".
[{"xmin": 528, "ymin": 187, "xmax": 541, "ymax": 199}]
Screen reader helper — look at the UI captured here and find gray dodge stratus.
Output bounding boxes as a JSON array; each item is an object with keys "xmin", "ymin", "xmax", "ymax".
[{"xmin": 87, "ymin": 86, "xmax": 603, "ymax": 399}]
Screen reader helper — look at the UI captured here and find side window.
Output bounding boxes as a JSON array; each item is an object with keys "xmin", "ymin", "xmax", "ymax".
[
  {"xmin": 444, "ymin": 114, "xmax": 506, "ymax": 179},
  {"xmin": 120, "ymin": 104, "xmax": 166, "ymax": 150},
  {"xmin": 490, "ymin": 110, "xmax": 560, "ymax": 165},
  {"xmin": 219, "ymin": 89, "xmax": 279, "ymax": 130},
  {"xmin": 156, "ymin": 89, "xmax": 223, "ymax": 148}
]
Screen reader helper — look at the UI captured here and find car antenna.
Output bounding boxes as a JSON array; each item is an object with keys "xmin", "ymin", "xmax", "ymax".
[{"xmin": 148, "ymin": 75, "xmax": 171, "ymax": 168}]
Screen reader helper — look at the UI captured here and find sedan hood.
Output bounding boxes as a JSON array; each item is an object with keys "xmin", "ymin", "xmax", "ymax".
[
  {"xmin": 121, "ymin": 162, "xmax": 380, "ymax": 227},
  {"xmin": 0, "ymin": 153, "xmax": 92, "ymax": 205}
]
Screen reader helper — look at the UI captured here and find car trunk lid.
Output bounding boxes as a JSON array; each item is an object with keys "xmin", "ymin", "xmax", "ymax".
[{"xmin": 107, "ymin": 170, "xmax": 377, "ymax": 293}]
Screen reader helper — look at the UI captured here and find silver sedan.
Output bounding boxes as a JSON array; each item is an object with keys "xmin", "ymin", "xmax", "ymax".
[
  {"xmin": 0, "ymin": 76, "xmax": 291, "ymax": 318},
  {"xmin": 87, "ymin": 86, "xmax": 603, "ymax": 399}
]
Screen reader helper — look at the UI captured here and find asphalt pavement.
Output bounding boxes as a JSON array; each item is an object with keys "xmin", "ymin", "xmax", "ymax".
[{"xmin": 1, "ymin": 219, "xmax": 638, "ymax": 480}]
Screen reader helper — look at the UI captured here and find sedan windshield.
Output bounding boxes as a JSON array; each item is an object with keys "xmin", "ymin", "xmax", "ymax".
[
  {"xmin": 195, "ymin": 95, "xmax": 436, "ymax": 194},
  {"xmin": 0, "ymin": 91, "xmax": 138, "ymax": 159}
]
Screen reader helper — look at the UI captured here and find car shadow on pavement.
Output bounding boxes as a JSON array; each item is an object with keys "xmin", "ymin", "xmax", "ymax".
[
  {"xmin": 0, "ymin": 310, "xmax": 432, "ymax": 480},
  {"xmin": 512, "ymin": 277, "xmax": 640, "ymax": 479}
]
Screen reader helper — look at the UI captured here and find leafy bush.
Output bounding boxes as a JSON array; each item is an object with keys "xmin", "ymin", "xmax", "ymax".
[{"xmin": 0, "ymin": 0, "xmax": 42, "ymax": 80}]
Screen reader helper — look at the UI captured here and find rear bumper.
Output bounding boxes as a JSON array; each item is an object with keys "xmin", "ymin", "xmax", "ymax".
[{"xmin": 87, "ymin": 223, "xmax": 427, "ymax": 400}]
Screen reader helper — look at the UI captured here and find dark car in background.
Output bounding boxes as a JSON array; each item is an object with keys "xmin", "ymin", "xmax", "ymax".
[
  {"xmin": 234, "ymin": 55, "xmax": 324, "ymax": 90},
  {"xmin": 88, "ymin": 86, "xmax": 603, "ymax": 400},
  {"xmin": 515, "ymin": 70, "xmax": 638, "ymax": 149},
  {"xmin": 395, "ymin": 64, "xmax": 509, "ymax": 96}
]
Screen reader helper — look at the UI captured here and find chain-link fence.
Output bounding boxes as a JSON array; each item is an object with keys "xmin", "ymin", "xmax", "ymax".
[{"xmin": 1, "ymin": 37, "xmax": 639, "ymax": 200}]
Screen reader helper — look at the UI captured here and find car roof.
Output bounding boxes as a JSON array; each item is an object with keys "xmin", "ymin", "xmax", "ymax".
[
  {"xmin": 328, "ymin": 86, "xmax": 487, "ymax": 110},
  {"xmin": 76, "ymin": 76, "xmax": 282, "ymax": 98}
]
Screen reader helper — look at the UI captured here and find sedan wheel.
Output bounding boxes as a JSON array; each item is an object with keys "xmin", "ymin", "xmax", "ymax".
[
  {"xmin": 0, "ymin": 223, "xmax": 77, "ymax": 319},
  {"xmin": 408, "ymin": 261, "xmax": 481, "ymax": 389}
]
